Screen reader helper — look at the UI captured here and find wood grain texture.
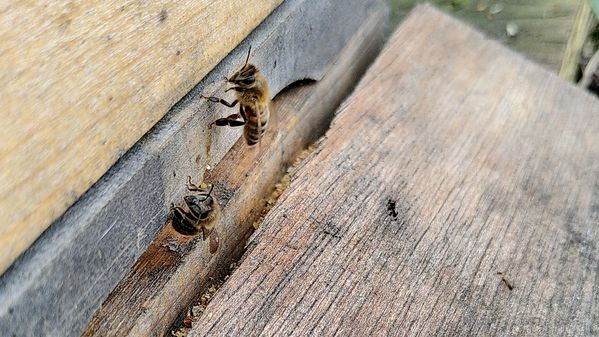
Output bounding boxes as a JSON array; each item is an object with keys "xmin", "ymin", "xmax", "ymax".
[
  {"xmin": 0, "ymin": 0, "xmax": 282, "ymax": 274},
  {"xmin": 560, "ymin": 0, "xmax": 594, "ymax": 80},
  {"xmin": 190, "ymin": 5, "xmax": 599, "ymax": 336},
  {"xmin": 0, "ymin": 1, "xmax": 388, "ymax": 336},
  {"xmin": 80, "ymin": 7, "xmax": 387, "ymax": 337}
]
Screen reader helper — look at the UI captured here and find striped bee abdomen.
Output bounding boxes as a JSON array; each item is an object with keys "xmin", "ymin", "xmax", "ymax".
[
  {"xmin": 169, "ymin": 205, "xmax": 202, "ymax": 236},
  {"xmin": 206, "ymin": 49, "xmax": 270, "ymax": 147},
  {"xmin": 243, "ymin": 102, "xmax": 269, "ymax": 146}
]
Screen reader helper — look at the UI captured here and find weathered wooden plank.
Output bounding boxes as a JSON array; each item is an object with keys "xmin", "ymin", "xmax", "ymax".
[
  {"xmin": 560, "ymin": 0, "xmax": 594, "ymax": 80},
  {"xmin": 190, "ymin": 5, "xmax": 599, "ymax": 336},
  {"xmin": 81, "ymin": 7, "xmax": 387, "ymax": 337},
  {"xmin": 0, "ymin": 0, "xmax": 283, "ymax": 274},
  {"xmin": 391, "ymin": 0, "xmax": 586, "ymax": 74},
  {"xmin": 0, "ymin": 1, "xmax": 389, "ymax": 336}
]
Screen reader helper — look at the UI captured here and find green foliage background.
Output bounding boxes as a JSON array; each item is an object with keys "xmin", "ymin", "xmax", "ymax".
[{"xmin": 589, "ymin": 0, "xmax": 599, "ymax": 18}]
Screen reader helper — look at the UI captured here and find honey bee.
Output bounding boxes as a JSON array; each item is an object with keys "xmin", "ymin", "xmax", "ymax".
[
  {"xmin": 168, "ymin": 176, "xmax": 220, "ymax": 254},
  {"xmin": 202, "ymin": 46, "xmax": 270, "ymax": 146}
]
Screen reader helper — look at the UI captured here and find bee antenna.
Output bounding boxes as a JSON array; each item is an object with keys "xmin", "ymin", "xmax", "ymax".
[
  {"xmin": 244, "ymin": 45, "xmax": 252, "ymax": 67},
  {"xmin": 198, "ymin": 184, "xmax": 214, "ymax": 202}
]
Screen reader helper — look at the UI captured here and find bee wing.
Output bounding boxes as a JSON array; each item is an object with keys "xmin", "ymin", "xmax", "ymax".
[
  {"xmin": 209, "ymin": 230, "xmax": 219, "ymax": 254},
  {"xmin": 255, "ymin": 97, "xmax": 261, "ymax": 132},
  {"xmin": 253, "ymin": 96, "xmax": 263, "ymax": 148}
]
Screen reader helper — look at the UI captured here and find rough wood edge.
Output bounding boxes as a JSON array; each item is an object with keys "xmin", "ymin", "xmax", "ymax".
[
  {"xmin": 81, "ymin": 8, "xmax": 388, "ymax": 336},
  {"xmin": 559, "ymin": 0, "xmax": 595, "ymax": 80}
]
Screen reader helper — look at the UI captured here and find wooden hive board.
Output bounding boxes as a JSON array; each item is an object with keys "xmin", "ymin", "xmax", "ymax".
[
  {"xmin": 0, "ymin": 0, "xmax": 282, "ymax": 274},
  {"xmin": 81, "ymin": 6, "xmax": 387, "ymax": 336},
  {"xmin": 189, "ymin": 4, "xmax": 599, "ymax": 336},
  {"xmin": 0, "ymin": 1, "xmax": 389, "ymax": 336}
]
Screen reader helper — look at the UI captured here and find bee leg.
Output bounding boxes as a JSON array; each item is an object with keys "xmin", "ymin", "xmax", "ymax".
[
  {"xmin": 186, "ymin": 176, "xmax": 201, "ymax": 192},
  {"xmin": 209, "ymin": 230, "xmax": 219, "ymax": 254},
  {"xmin": 201, "ymin": 95, "xmax": 238, "ymax": 108},
  {"xmin": 166, "ymin": 203, "xmax": 175, "ymax": 221},
  {"xmin": 254, "ymin": 97, "xmax": 263, "ymax": 149},
  {"xmin": 210, "ymin": 114, "xmax": 246, "ymax": 128},
  {"xmin": 201, "ymin": 226, "xmax": 213, "ymax": 241},
  {"xmin": 224, "ymin": 87, "xmax": 246, "ymax": 93}
]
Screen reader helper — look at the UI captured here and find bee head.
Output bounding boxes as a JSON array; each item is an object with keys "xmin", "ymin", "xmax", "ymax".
[
  {"xmin": 227, "ymin": 65, "xmax": 258, "ymax": 88},
  {"xmin": 167, "ymin": 203, "xmax": 179, "ymax": 222},
  {"xmin": 225, "ymin": 46, "xmax": 260, "ymax": 90},
  {"xmin": 184, "ymin": 194, "xmax": 214, "ymax": 219}
]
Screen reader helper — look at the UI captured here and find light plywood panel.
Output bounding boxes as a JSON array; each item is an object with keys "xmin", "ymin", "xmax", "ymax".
[
  {"xmin": 0, "ymin": 0, "xmax": 281, "ymax": 274},
  {"xmin": 190, "ymin": 5, "xmax": 599, "ymax": 336}
]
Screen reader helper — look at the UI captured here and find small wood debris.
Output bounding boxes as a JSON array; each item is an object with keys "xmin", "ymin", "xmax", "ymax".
[
  {"xmin": 170, "ymin": 263, "xmax": 238, "ymax": 336},
  {"xmin": 496, "ymin": 272, "xmax": 514, "ymax": 291},
  {"xmin": 252, "ymin": 141, "xmax": 319, "ymax": 230},
  {"xmin": 506, "ymin": 22, "xmax": 519, "ymax": 38},
  {"xmin": 252, "ymin": 173, "xmax": 290, "ymax": 230},
  {"xmin": 475, "ymin": 1, "xmax": 488, "ymax": 12},
  {"xmin": 386, "ymin": 199, "xmax": 398, "ymax": 219},
  {"xmin": 489, "ymin": 3, "xmax": 504, "ymax": 15},
  {"xmin": 502, "ymin": 277, "xmax": 514, "ymax": 290}
]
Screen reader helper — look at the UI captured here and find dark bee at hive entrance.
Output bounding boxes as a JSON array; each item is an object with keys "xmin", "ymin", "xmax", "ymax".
[{"xmin": 168, "ymin": 176, "xmax": 220, "ymax": 254}]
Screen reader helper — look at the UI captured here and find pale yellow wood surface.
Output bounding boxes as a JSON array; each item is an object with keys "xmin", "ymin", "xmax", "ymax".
[
  {"xmin": 560, "ymin": 0, "xmax": 594, "ymax": 80},
  {"xmin": 0, "ymin": 0, "xmax": 282, "ymax": 274}
]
